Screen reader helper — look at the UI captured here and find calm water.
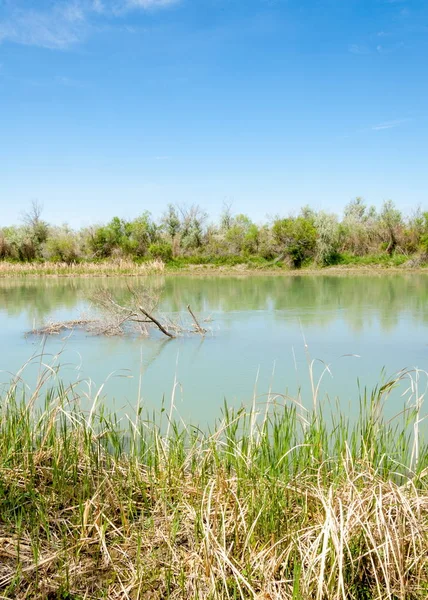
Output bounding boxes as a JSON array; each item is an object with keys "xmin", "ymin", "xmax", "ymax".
[{"xmin": 0, "ymin": 274, "xmax": 427, "ymax": 423}]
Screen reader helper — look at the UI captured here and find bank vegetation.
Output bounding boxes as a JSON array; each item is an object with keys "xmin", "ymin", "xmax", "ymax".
[
  {"xmin": 1, "ymin": 199, "xmax": 428, "ymax": 273},
  {"xmin": 0, "ymin": 364, "xmax": 427, "ymax": 599}
]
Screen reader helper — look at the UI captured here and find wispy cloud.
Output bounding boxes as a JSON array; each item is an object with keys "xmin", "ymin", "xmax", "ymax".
[
  {"xmin": 372, "ymin": 118, "xmax": 411, "ymax": 131},
  {"xmin": 376, "ymin": 41, "xmax": 405, "ymax": 53},
  {"xmin": 349, "ymin": 39, "xmax": 405, "ymax": 56},
  {"xmin": 127, "ymin": 0, "xmax": 179, "ymax": 7},
  {"xmin": 0, "ymin": 5, "xmax": 86, "ymax": 49},
  {"xmin": 348, "ymin": 43, "xmax": 370, "ymax": 55},
  {"xmin": 0, "ymin": 0, "xmax": 180, "ymax": 49},
  {"xmin": 55, "ymin": 75, "xmax": 87, "ymax": 87}
]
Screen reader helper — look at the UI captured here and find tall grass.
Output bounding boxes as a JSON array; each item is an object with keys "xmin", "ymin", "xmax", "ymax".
[
  {"xmin": 0, "ymin": 367, "xmax": 427, "ymax": 598},
  {"xmin": 0, "ymin": 259, "xmax": 165, "ymax": 277},
  {"xmin": 0, "ymin": 256, "xmax": 424, "ymax": 277}
]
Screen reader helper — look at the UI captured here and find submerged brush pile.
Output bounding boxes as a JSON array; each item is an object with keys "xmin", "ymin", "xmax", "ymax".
[{"xmin": 0, "ymin": 372, "xmax": 427, "ymax": 599}]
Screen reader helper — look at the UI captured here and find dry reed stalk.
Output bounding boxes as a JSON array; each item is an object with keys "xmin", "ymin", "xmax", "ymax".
[
  {"xmin": 0, "ymin": 361, "xmax": 427, "ymax": 599},
  {"xmin": 0, "ymin": 259, "xmax": 165, "ymax": 277}
]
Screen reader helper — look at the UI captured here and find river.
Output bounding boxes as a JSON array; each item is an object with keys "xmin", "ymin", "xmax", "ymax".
[{"xmin": 0, "ymin": 273, "xmax": 427, "ymax": 424}]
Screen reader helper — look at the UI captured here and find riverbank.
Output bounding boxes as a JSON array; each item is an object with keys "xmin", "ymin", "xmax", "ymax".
[
  {"xmin": 0, "ymin": 373, "xmax": 427, "ymax": 599},
  {"xmin": 0, "ymin": 256, "xmax": 427, "ymax": 277}
]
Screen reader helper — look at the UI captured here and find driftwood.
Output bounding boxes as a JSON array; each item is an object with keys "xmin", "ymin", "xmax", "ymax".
[
  {"xmin": 27, "ymin": 319, "xmax": 94, "ymax": 336},
  {"xmin": 28, "ymin": 285, "xmax": 209, "ymax": 339},
  {"xmin": 187, "ymin": 305, "xmax": 207, "ymax": 335},
  {"xmin": 136, "ymin": 306, "xmax": 175, "ymax": 338},
  {"xmin": 92, "ymin": 287, "xmax": 177, "ymax": 338}
]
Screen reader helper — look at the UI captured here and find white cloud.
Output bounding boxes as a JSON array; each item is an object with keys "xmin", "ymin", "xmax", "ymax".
[
  {"xmin": 0, "ymin": 0, "xmax": 179, "ymax": 49},
  {"xmin": 127, "ymin": 0, "xmax": 179, "ymax": 6},
  {"xmin": 0, "ymin": 5, "xmax": 86, "ymax": 49},
  {"xmin": 62, "ymin": 3, "xmax": 86, "ymax": 22},
  {"xmin": 372, "ymin": 118, "xmax": 410, "ymax": 131},
  {"xmin": 92, "ymin": 0, "xmax": 105, "ymax": 12},
  {"xmin": 348, "ymin": 44, "xmax": 370, "ymax": 55}
]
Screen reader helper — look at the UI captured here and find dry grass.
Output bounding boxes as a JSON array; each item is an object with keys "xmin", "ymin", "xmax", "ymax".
[
  {"xmin": 1, "ymin": 257, "xmax": 428, "ymax": 279},
  {"xmin": 0, "ymin": 259, "xmax": 165, "ymax": 277},
  {"xmin": 0, "ymin": 368, "xmax": 427, "ymax": 599}
]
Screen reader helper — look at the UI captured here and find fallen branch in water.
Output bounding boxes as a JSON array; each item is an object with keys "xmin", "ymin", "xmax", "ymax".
[
  {"xmin": 136, "ymin": 306, "xmax": 175, "ymax": 338},
  {"xmin": 27, "ymin": 319, "xmax": 94, "ymax": 336},
  {"xmin": 187, "ymin": 304, "xmax": 207, "ymax": 335},
  {"xmin": 28, "ymin": 285, "xmax": 210, "ymax": 339}
]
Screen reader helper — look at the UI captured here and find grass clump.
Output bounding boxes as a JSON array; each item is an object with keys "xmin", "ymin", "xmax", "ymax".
[{"xmin": 0, "ymin": 374, "xmax": 427, "ymax": 599}]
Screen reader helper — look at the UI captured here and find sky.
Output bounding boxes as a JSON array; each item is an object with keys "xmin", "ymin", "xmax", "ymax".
[{"xmin": 0, "ymin": 0, "xmax": 427, "ymax": 228}]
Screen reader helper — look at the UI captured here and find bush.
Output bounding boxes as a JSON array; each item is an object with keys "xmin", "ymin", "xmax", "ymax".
[
  {"xmin": 148, "ymin": 242, "xmax": 173, "ymax": 262},
  {"xmin": 272, "ymin": 217, "xmax": 317, "ymax": 268},
  {"xmin": 315, "ymin": 212, "xmax": 340, "ymax": 266},
  {"xmin": 0, "ymin": 231, "xmax": 10, "ymax": 259},
  {"xmin": 2, "ymin": 226, "xmax": 38, "ymax": 261},
  {"xmin": 42, "ymin": 229, "xmax": 80, "ymax": 263}
]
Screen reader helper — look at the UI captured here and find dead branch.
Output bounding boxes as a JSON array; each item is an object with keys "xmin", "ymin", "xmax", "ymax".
[
  {"xmin": 187, "ymin": 304, "xmax": 207, "ymax": 335},
  {"xmin": 28, "ymin": 285, "xmax": 210, "ymax": 340},
  {"xmin": 27, "ymin": 319, "xmax": 94, "ymax": 336},
  {"xmin": 137, "ymin": 306, "xmax": 175, "ymax": 338}
]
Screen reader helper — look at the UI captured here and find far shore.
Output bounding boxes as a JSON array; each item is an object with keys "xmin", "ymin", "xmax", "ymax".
[{"xmin": 0, "ymin": 258, "xmax": 428, "ymax": 278}]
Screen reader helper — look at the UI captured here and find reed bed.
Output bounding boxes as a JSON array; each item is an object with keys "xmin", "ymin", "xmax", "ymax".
[
  {"xmin": 1, "ymin": 258, "xmax": 424, "ymax": 278},
  {"xmin": 0, "ymin": 370, "xmax": 427, "ymax": 599},
  {"xmin": 0, "ymin": 259, "xmax": 165, "ymax": 277}
]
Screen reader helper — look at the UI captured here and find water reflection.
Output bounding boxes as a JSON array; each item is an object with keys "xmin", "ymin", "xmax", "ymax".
[
  {"xmin": 0, "ymin": 274, "xmax": 427, "ymax": 423},
  {"xmin": 1, "ymin": 274, "xmax": 427, "ymax": 333}
]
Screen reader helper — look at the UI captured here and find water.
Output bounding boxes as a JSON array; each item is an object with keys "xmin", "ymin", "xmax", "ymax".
[{"xmin": 0, "ymin": 273, "xmax": 427, "ymax": 424}]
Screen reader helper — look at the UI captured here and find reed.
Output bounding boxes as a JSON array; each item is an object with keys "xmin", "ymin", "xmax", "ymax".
[
  {"xmin": 0, "ymin": 259, "xmax": 165, "ymax": 277},
  {"xmin": 0, "ymin": 258, "xmax": 423, "ymax": 278},
  {"xmin": 0, "ymin": 368, "xmax": 427, "ymax": 599}
]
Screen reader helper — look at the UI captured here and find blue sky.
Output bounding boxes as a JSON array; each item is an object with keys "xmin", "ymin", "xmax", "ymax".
[{"xmin": 1, "ymin": 0, "xmax": 427, "ymax": 227}]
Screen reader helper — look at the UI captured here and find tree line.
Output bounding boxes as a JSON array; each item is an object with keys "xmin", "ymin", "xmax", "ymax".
[{"xmin": 1, "ymin": 198, "xmax": 427, "ymax": 268}]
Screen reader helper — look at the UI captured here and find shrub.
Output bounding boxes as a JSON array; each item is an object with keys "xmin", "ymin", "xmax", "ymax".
[
  {"xmin": 42, "ymin": 227, "xmax": 80, "ymax": 263},
  {"xmin": 148, "ymin": 241, "xmax": 173, "ymax": 261},
  {"xmin": 0, "ymin": 231, "xmax": 11, "ymax": 259},
  {"xmin": 272, "ymin": 216, "xmax": 316, "ymax": 268},
  {"xmin": 315, "ymin": 211, "xmax": 340, "ymax": 266},
  {"xmin": 2, "ymin": 226, "xmax": 38, "ymax": 261}
]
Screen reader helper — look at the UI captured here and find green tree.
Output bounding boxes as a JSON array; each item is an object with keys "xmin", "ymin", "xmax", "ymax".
[
  {"xmin": 161, "ymin": 204, "xmax": 181, "ymax": 240},
  {"xmin": 272, "ymin": 216, "xmax": 316, "ymax": 267},
  {"xmin": 418, "ymin": 212, "xmax": 428, "ymax": 254},
  {"xmin": 22, "ymin": 200, "xmax": 49, "ymax": 250},
  {"xmin": 87, "ymin": 220, "xmax": 122, "ymax": 258},
  {"xmin": 315, "ymin": 212, "xmax": 340, "ymax": 265},
  {"xmin": 42, "ymin": 225, "xmax": 80, "ymax": 263},
  {"xmin": 219, "ymin": 202, "xmax": 234, "ymax": 232},
  {"xmin": 2, "ymin": 226, "xmax": 38, "ymax": 261},
  {"xmin": 379, "ymin": 200, "xmax": 403, "ymax": 255},
  {"xmin": 128, "ymin": 212, "xmax": 158, "ymax": 257},
  {"xmin": 179, "ymin": 205, "xmax": 207, "ymax": 250},
  {"xmin": 225, "ymin": 214, "xmax": 259, "ymax": 254},
  {"xmin": 341, "ymin": 197, "xmax": 378, "ymax": 255}
]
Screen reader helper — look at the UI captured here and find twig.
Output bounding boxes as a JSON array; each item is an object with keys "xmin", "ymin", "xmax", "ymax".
[
  {"xmin": 28, "ymin": 319, "xmax": 94, "ymax": 336},
  {"xmin": 187, "ymin": 304, "xmax": 207, "ymax": 335}
]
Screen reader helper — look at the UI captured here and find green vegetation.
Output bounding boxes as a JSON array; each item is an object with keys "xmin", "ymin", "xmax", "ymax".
[
  {"xmin": 1, "ymin": 199, "xmax": 428, "ymax": 271},
  {"xmin": 0, "ymin": 364, "xmax": 427, "ymax": 598}
]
